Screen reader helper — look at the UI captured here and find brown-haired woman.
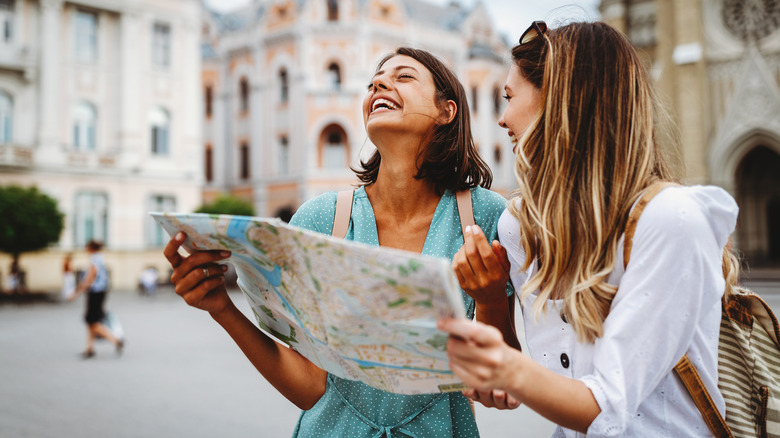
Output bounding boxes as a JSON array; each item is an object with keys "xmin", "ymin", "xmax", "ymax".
[
  {"xmin": 70, "ymin": 240, "xmax": 124, "ymax": 358},
  {"xmin": 163, "ymin": 47, "xmax": 516, "ymax": 436},
  {"xmin": 439, "ymin": 21, "xmax": 740, "ymax": 436}
]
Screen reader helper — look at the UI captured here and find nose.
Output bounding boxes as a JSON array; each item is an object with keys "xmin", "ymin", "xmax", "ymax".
[
  {"xmin": 498, "ymin": 116, "xmax": 507, "ymax": 129},
  {"xmin": 370, "ymin": 75, "xmax": 391, "ymax": 91}
]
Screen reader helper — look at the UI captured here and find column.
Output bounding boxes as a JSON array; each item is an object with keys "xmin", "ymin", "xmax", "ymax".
[{"xmin": 37, "ymin": 0, "xmax": 62, "ymax": 153}]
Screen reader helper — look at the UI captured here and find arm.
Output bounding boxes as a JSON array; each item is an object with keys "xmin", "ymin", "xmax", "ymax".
[
  {"xmin": 163, "ymin": 232, "xmax": 327, "ymax": 410},
  {"xmin": 69, "ymin": 264, "xmax": 96, "ymax": 301},
  {"xmin": 438, "ymin": 318, "xmax": 600, "ymax": 432}
]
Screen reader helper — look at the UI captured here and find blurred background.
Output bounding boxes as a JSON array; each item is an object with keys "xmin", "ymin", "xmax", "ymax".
[
  {"xmin": 1, "ymin": 0, "xmax": 778, "ymax": 291},
  {"xmin": 1, "ymin": 0, "xmax": 779, "ymax": 436}
]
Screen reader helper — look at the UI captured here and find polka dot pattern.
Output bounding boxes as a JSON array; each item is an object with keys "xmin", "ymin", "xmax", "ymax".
[{"xmin": 288, "ymin": 186, "xmax": 509, "ymax": 438}]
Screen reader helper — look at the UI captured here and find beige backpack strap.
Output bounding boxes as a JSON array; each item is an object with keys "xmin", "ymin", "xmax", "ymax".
[
  {"xmin": 622, "ymin": 181, "xmax": 732, "ymax": 438},
  {"xmin": 332, "ymin": 190, "xmax": 354, "ymax": 239},
  {"xmin": 456, "ymin": 189, "xmax": 475, "ymax": 235}
]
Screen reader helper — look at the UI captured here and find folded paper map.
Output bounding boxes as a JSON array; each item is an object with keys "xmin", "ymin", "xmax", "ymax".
[{"xmin": 150, "ymin": 212, "xmax": 468, "ymax": 395}]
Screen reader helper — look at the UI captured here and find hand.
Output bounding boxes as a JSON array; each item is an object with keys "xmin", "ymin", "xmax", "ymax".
[
  {"xmin": 463, "ymin": 388, "xmax": 521, "ymax": 410},
  {"xmin": 452, "ymin": 225, "xmax": 511, "ymax": 307},
  {"xmin": 163, "ymin": 232, "xmax": 232, "ymax": 315},
  {"xmin": 438, "ymin": 317, "xmax": 520, "ymax": 392}
]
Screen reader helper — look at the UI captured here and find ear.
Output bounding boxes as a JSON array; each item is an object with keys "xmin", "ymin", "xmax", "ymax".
[{"xmin": 438, "ymin": 100, "xmax": 457, "ymax": 125}]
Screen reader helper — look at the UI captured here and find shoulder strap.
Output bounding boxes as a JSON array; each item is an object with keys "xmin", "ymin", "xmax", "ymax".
[
  {"xmin": 622, "ymin": 181, "xmax": 733, "ymax": 438},
  {"xmin": 332, "ymin": 190, "xmax": 354, "ymax": 239},
  {"xmin": 456, "ymin": 189, "xmax": 474, "ymax": 235}
]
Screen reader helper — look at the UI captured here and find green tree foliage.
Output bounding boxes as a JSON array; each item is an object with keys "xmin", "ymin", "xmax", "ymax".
[
  {"xmin": 195, "ymin": 195, "xmax": 255, "ymax": 217},
  {"xmin": 0, "ymin": 185, "xmax": 65, "ymax": 259}
]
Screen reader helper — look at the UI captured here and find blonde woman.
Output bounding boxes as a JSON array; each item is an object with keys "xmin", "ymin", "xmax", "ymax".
[{"xmin": 440, "ymin": 21, "xmax": 740, "ymax": 436}]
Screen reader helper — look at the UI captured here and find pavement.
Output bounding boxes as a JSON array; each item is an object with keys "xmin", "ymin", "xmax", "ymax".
[{"xmin": 1, "ymin": 283, "xmax": 778, "ymax": 438}]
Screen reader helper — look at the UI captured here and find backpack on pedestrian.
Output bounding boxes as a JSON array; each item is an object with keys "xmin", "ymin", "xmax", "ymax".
[{"xmin": 624, "ymin": 182, "xmax": 780, "ymax": 438}]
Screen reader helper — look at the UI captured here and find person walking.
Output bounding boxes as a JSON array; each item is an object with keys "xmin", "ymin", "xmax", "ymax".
[{"xmin": 70, "ymin": 240, "xmax": 124, "ymax": 359}]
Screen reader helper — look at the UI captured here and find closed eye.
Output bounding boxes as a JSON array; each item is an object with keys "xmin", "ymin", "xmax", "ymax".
[{"xmin": 503, "ymin": 94, "xmax": 511, "ymax": 101}]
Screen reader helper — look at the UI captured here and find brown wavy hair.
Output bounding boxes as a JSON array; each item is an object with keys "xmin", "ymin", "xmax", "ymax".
[{"xmin": 353, "ymin": 47, "xmax": 492, "ymax": 193}]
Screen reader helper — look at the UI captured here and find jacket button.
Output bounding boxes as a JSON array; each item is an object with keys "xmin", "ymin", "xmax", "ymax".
[{"xmin": 560, "ymin": 353, "xmax": 570, "ymax": 369}]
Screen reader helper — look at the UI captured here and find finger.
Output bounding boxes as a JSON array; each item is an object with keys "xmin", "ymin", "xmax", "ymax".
[
  {"xmin": 440, "ymin": 318, "xmax": 503, "ymax": 347},
  {"xmin": 172, "ymin": 250, "xmax": 231, "ymax": 283},
  {"xmin": 179, "ymin": 275, "xmax": 226, "ymax": 305},
  {"xmin": 492, "ymin": 241, "xmax": 511, "ymax": 273},
  {"xmin": 163, "ymin": 232, "xmax": 187, "ymax": 268},
  {"xmin": 178, "ymin": 262, "xmax": 228, "ymax": 294}
]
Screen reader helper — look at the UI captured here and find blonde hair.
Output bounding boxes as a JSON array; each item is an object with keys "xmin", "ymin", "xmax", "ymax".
[{"xmin": 508, "ymin": 22, "xmax": 741, "ymax": 343}]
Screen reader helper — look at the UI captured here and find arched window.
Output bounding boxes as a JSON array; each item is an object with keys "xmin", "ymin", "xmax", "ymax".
[
  {"xmin": 279, "ymin": 68, "xmax": 289, "ymax": 102},
  {"xmin": 240, "ymin": 142, "xmax": 250, "ymax": 180},
  {"xmin": 74, "ymin": 191, "xmax": 108, "ymax": 246},
  {"xmin": 327, "ymin": 63, "xmax": 341, "ymax": 90},
  {"xmin": 0, "ymin": 90, "xmax": 12, "ymax": 144},
  {"xmin": 205, "ymin": 144, "xmax": 213, "ymax": 182},
  {"xmin": 327, "ymin": 0, "xmax": 338, "ymax": 21},
  {"xmin": 279, "ymin": 136, "xmax": 289, "ymax": 175},
  {"xmin": 319, "ymin": 124, "xmax": 348, "ymax": 169},
  {"xmin": 239, "ymin": 77, "xmax": 249, "ymax": 112},
  {"xmin": 204, "ymin": 85, "xmax": 213, "ymax": 118},
  {"xmin": 149, "ymin": 107, "xmax": 170, "ymax": 156},
  {"xmin": 493, "ymin": 144, "xmax": 502, "ymax": 165},
  {"xmin": 73, "ymin": 101, "xmax": 96, "ymax": 151},
  {"xmin": 0, "ymin": 0, "xmax": 14, "ymax": 44},
  {"xmin": 471, "ymin": 86, "xmax": 478, "ymax": 114}
]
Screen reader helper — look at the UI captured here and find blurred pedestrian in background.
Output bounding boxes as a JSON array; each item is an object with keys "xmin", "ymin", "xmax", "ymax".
[
  {"xmin": 61, "ymin": 253, "xmax": 76, "ymax": 301},
  {"xmin": 70, "ymin": 240, "xmax": 124, "ymax": 359}
]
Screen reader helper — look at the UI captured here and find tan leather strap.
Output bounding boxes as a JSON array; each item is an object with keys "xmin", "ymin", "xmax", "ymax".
[
  {"xmin": 622, "ymin": 181, "xmax": 732, "ymax": 438},
  {"xmin": 332, "ymin": 190, "xmax": 354, "ymax": 238},
  {"xmin": 674, "ymin": 357, "xmax": 733, "ymax": 438},
  {"xmin": 456, "ymin": 189, "xmax": 475, "ymax": 234}
]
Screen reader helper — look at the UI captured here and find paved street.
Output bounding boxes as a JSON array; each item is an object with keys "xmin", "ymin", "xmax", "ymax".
[{"xmin": 1, "ymin": 283, "xmax": 778, "ymax": 438}]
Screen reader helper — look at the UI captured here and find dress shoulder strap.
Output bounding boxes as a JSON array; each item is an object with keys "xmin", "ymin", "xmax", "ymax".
[{"xmin": 455, "ymin": 189, "xmax": 475, "ymax": 235}]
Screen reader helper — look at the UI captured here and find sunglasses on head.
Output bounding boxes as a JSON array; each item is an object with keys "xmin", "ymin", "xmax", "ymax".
[{"xmin": 519, "ymin": 21, "xmax": 548, "ymax": 45}]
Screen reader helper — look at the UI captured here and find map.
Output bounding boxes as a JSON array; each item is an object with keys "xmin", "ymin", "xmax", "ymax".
[{"xmin": 150, "ymin": 212, "xmax": 468, "ymax": 395}]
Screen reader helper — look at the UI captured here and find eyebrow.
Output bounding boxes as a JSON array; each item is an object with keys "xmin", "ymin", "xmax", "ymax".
[{"xmin": 373, "ymin": 65, "xmax": 419, "ymax": 78}]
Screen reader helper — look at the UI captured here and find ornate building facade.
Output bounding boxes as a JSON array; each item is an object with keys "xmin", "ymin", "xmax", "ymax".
[
  {"xmin": 601, "ymin": 0, "xmax": 780, "ymax": 272},
  {"xmin": 0, "ymin": 0, "xmax": 202, "ymax": 290},
  {"xmin": 200, "ymin": 0, "xmax": 512, "ymax": 220}
]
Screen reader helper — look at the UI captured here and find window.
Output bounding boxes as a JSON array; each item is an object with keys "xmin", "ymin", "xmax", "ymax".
[
  {"xmin": 0, "ymin": 91, "xmax": 11, "ymax": 144},
  {"xmin": 279, "ymin": 136, "xmax": 289, "ymax": 175},
  {"xmin": 239, "ymin": 77, "xmax": 249, "ymax": 112},
  {"xmin": 471, "ymin": 86, "xmax": 478, "ymax": 114},
  {"xmin": 240, "ymin": 142, "xmax": 250, "ymax": 180},
  {"xmin": 74, "ymin": 191, "xmax": 108, "ymax": 247},
  {"xmin": 279, "ymin": 68, "xmax": 289, "ymax": 102},
  {"xmin": 321, "ymin": 125, "xmax": 347, "ymax": 169},
  {"xmin": 147, "ymin": 195, "xmax": 176, "ymax": 246},
  {"xmin": 72, "ymin": 102, "xmax": 96, "ymax": 151},
  {"xmin": 327, "ymin": 63, "xmax": 341, "ymax": 91},
  {"xmin": 493, "ymin": 144, "xmax": 502, "ymax": 165},
  {"xmin": 152, "ymin": 22, "xmax": 171, "ymax": 68},
  {"xmin": 327, "ymin": 0, "xmax": 338, "ymax": 21},
  {"xmin": 149, "ymin": 107, "xmax": 170, "ymax": 156},
  {"xmin": 0, "ymin": 0, "xmax": 13, "ymax": 44},
  {"xmin": 205, "ymin": 145, "xmax": 213, "ymax": 182},
  {"xmin": 74, "ymin": 10, "xmax": 97, "ymax": 62},
  {"xmin": 204, "ymin": 85, "xmax": 212, "ymax": 118}
]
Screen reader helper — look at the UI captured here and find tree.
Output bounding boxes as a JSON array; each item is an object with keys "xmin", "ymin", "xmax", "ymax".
[
  {"xmin": 0, "ymin": 186, "xmax": 65, "ymax": 291},
  {"xmin": 195, "ymin": 195, "xmax": 255, "ymax": 216}
]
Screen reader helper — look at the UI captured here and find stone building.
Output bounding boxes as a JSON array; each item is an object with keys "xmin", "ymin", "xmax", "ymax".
[
  {"xmin": 0, "ymin": 0, "xmax": 202, "ymax": 291},
  {"xmin": 601, "ymin": 0, "xmax": 780, "ymax": 273},
  {"xmin": 200, "ymin": 0, "xmax": 512, "ymax": 220}
]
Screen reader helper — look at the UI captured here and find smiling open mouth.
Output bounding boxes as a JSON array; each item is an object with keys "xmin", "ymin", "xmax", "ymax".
[{"xmin": 371, "ymin": 98, "xmax": 400, "ymax": 113}]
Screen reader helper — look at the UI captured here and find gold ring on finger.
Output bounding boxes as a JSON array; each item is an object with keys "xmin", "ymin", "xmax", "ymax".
[{"xmin": 202, "ymin": 267, "xmax": 209, "ymax": 278}]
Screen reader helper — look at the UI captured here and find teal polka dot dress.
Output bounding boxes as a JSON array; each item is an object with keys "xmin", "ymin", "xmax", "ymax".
[{"xmin": 289, "ymin": 186, "xmax": 510, "ymax": 438}]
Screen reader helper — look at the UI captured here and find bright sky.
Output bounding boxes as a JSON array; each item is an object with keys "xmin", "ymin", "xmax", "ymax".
[{"xmin": 203, "ymin": 0, "xmax": 601, "ymax": 43}]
